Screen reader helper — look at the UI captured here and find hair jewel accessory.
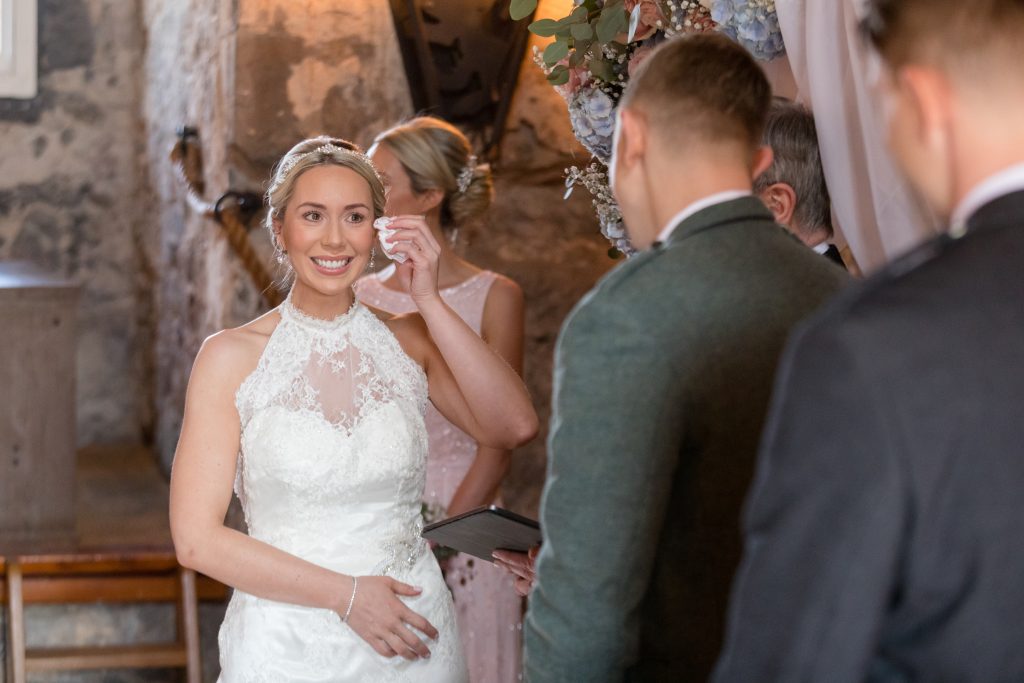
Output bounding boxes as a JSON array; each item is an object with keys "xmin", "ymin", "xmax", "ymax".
[
  {"xmin": 275, "ymin": 143, "xmax": 378, "ymax": 183},
  {"xmin": 457, "ymin": 154, "xmax": 477, "ymax": 194},
  {"xmin": 372, "ymin": 216, "xmax": 409, "ymax": 263}
]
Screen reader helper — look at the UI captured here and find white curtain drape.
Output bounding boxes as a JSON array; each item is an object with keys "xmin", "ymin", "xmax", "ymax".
[{"xmin": 772, "ymin": 0, "xmax": 941, "ymax": 272}]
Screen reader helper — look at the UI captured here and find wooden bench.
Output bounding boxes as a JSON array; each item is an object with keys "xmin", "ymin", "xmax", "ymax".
[
  {"xmin": 2, "ymin": 548, "xmax": 202, "ymax": 682},
  {"xmin": 1, "ymin": 446, "xmax": 228, "ymax": 682}
]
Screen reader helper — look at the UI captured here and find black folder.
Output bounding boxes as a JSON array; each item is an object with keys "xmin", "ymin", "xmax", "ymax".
[{"xmin": 422, "ymin": 505, "xmax": 541, "ymax": 563}]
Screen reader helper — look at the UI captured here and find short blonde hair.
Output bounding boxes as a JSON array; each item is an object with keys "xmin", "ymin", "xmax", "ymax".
[{"xmin": 373, "ymin": 116, "xmax": 493, "ymax": 228}]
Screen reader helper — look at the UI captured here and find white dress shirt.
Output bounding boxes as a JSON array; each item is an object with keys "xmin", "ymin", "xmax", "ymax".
[
  {"xmin": 655, "ymin": 190, "xmax": 751, "ymax": 245},
  {"xmin": 950, "ymin": 162, "xmax": 1024, "ymax": 236}
]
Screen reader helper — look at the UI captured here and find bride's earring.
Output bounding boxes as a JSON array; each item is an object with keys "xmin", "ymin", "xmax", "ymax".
[
  {"xmin": 367, "ymin": 247, "xmax": 376, "ymax": 271},
  {"xmin": 448, "ymin": 227, "xmax": 459, "ymax": 248}
]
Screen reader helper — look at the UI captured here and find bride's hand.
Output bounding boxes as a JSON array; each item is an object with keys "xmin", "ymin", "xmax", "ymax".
[
  {"xmin": 382, "ymin": 215, "xmax": 442, "ymax": 305},
  {"xmin": 341, "ymin": 575, "xmax": 439, "ymax": 660}
]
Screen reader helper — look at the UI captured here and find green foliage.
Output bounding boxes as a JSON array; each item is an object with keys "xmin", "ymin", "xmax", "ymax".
[{"xmin": 509, "ymin": 0, "xmax": 537, "ymax": 21}]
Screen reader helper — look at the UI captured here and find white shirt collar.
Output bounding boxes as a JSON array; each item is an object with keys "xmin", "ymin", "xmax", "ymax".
[
  {"xmin": 950, "ymin": 162, "xmax": 1024, "ymax": 236},
  {"xmin": 812, "ymin": 242, "xmax": 830, "ymax": 255},
  {"xmin": 655, "ymin": 190, "xmax": 751, "ymax": 245}
]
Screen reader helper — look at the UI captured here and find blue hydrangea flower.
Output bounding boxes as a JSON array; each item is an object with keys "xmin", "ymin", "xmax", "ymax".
[
  {"xmin": 568, "ymin": 86, "xmax": 617, "ymax": 162},
  {"xmin": 712, "ymin": 0, "xmax": 786, "ymax": 61}
]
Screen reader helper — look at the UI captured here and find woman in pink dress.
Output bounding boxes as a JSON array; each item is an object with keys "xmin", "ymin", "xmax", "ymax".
[{"xmin": 354, "ymin": 116, "xmax": 526, "ymax": 683}]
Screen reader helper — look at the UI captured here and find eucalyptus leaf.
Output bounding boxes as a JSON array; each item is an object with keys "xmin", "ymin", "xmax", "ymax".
[
  {"xmin": 596, "ymin": 6, "xmax": 628, "ymax": 43},
  {"xmin": 568, "ymin": 6, "xmax": 589, "ymax": 23},
  {"xmin": 528, "ymin": 18, "xmax": 561, "ymax": 37},
  {"xmin": 571, "ymin": 22, "xmax": 593, "ymax": 40},
  {"xmin": 509, "ymin": 0, "xmax": 537, "ymax": 21},
  {"xmin": 589, "ymin": 57, "xmax": 614, "ymax": 82},
  {"xmin": 548, "ymin": 68, "xmax": 571, "ymax": 86},
  {"xmin": 543, "ymin": 39, "xmax": 570, "ymax": 66}
]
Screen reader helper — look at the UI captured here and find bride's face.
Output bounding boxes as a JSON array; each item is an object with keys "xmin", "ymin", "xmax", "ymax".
[{"xmin": 275, "ymin": 164, "xmax": 375, "ymax": 297}]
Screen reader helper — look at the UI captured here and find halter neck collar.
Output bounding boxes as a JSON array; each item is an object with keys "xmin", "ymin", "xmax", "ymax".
[{"xmin": 280, "ymin": 288, "xmax": 361, "ymax": 331}]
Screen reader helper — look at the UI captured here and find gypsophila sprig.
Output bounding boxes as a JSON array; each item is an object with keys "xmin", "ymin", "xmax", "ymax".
[{"xmin": 565, "ymin": 162, "xmax": 634, "ymax": 256}]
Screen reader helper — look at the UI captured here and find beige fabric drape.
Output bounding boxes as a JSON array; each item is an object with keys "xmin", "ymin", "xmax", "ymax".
[{"xmin": 773, "ymin": 0, "xmax": 941, "ymax": 272}]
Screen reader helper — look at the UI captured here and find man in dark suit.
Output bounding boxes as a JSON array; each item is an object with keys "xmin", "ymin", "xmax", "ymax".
[
  {"xmin": 713, "ymin": 1, "xmax": 1024, "ymax": 681},
  {"xmin": 513, "ymin": 34, "xmax": 848, "ymax": 682},
  {"xmin": 754, "ymin": 99, "xmax": 847, "ymax": 269}
]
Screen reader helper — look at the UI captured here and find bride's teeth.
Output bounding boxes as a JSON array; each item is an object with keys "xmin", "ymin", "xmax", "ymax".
[{"xmin": 313, "ymin": 257, "xmax": 351, "ymax": 269}]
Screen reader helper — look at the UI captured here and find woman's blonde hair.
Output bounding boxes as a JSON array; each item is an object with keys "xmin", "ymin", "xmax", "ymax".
[
  {"xmin": 265, "ymin": 136, "xmax": 385, "ymax": 238},
  {"xmin": 372, "ymin": 116, "xmax": 493, "ymax": 229},
  {"xmin": 264, "ymin": 136, "xmax": 385, "ymax": 285}
]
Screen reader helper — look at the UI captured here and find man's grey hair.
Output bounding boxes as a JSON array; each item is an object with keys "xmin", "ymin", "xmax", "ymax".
[{"xmin": 753, "ymin": 99, "xmax": 833, "ymax": 240}]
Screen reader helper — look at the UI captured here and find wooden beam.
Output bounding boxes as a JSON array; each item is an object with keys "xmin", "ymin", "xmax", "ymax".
[
  {"xmin": 24, "ymin": 644, "xmax": 189, "ymax": 671},
  {"xmin": 0, "ymin": 573, "xmax": 228, "ymax": 604}
]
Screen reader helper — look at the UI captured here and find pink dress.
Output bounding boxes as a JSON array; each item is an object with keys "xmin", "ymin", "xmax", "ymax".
[{"xmin": 354, "ymin": 265, "xmax": 524, "ymax": 683}]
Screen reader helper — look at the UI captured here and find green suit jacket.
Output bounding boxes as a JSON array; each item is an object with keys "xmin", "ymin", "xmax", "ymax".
[{"xmin": 523, "ymin": 196, "xmax": 849, "ymax": 682}]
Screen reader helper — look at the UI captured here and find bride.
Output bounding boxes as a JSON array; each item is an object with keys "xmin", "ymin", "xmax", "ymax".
[{"xmin": 168, "ymin": 136, "xmax": 538, "ymax": 682}]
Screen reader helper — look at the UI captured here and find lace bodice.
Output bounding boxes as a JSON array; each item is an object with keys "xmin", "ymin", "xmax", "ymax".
[
  {"xmin": 233, "ymin": 292, "xmax": 430, "ymax": 577},
  {"xmin": 354, "ymin": 268, "xmax": 499, "ymax": 511}
]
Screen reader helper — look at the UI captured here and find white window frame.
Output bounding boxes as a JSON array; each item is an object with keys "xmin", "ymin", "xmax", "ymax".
[{"xmin": 0, "ymin": 0, "xmax": 37, "ymax": 99}]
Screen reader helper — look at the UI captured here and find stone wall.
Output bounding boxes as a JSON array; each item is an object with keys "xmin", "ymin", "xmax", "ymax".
[
  {"xmin": 148, "ymin": 0, "xmax": 416, "ymax": 471},
  {"xmin": 0, "ymin": 0, "xmax": 150, "ymax": 446},
  {"xmin": 143, "ymin": 0, "xmax": 614, "ymax": 512}
]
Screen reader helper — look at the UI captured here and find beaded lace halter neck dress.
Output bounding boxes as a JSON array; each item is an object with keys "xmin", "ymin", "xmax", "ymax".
[{"xmin": 219, "ymin": 290, "xmax": 467, "ymax": 683}]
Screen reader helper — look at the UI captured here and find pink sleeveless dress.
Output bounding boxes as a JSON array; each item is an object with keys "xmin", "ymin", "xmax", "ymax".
[{"xmin": 354, "ymin": 265, "xmax": 524, "ymax": 683}]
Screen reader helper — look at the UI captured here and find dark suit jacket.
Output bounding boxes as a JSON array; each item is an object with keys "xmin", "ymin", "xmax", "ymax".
[
  {"xmin": 523, "ymin": 197, "xmax": 848, "ymax": 682},
  {"xmin": 713, "ymin": 190, "xmax": 1024, "ymax": 683}
]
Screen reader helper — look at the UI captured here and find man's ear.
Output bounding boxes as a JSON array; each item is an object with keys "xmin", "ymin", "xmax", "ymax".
[
  {"xmin": 751, "ymin": 145, "xmax": 775, "ymax": 181},
  {"xmin": 616, "ymin": 106, "xmax": 648, "ymax": 172},
  {"xmin": 759, "ymin": 182, "xmax": 798, "ymax": 227},
  {"xmin": 898, "ymin": 65, "xmax": 954, "ymax": 151}
]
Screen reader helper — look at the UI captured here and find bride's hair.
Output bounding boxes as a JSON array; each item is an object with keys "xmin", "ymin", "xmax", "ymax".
[
  {"xmin": 371, "ymin": 116, "xmax": 493, "ymax": 230},
  {"xmin": 265, "ymin": 136, "xmax": 386, "ymax": 235}
]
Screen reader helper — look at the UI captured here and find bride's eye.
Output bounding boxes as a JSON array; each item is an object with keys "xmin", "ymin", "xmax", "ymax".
[
  {"xmin": 347, "ymin": 212, "xmax": 367, "ymax": 224},
  {"xmin": 303, "ymin": 210, "xmax": 323, "ymax": 222}
]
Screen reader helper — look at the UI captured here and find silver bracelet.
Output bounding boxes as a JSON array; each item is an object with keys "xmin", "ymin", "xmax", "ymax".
[{"xmin": 342, "ymin": 576, "xmax": 358, "ymax": 623}]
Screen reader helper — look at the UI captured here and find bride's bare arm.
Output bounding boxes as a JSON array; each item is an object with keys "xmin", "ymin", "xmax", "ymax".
[
  {"xmin": 383, "ymin": 217, "xmax": 538, "ymax": 451},
  {"xmin": 169, "ymin": 330, "xmax": 437, "ymax": 660}
]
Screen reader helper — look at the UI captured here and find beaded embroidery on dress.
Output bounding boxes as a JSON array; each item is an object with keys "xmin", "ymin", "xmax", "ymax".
[{"xmin": 218, "ymin": 291, "xmax": 468, "ymax": 682}]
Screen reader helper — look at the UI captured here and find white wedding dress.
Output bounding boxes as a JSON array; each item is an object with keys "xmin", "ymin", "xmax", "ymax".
[{"xmin": 218, "ymin": 293, "xmax": 468, "ymax": 682}]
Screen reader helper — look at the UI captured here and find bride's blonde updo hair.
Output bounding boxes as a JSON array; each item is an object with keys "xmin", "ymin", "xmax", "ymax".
[
  {"xmin": 265, "ymin": 136, "xmax": 386, "ymax": 246},
  {"xmin": 372, "ymin": 116, "xmax": 493, "ymax": 229}
]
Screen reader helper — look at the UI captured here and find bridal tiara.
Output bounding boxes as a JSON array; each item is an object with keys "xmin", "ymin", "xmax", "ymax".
[{"xmin": 274, "ymin": 142, "xmax": 380, "ymax": 184}]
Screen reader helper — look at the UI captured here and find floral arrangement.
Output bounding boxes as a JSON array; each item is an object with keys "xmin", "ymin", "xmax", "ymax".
[{"xmin": 509, "ymin": 0, "xmax": 784, "ymax": 255}]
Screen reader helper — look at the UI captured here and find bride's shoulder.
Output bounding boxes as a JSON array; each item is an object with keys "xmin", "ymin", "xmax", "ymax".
[{"xmin": 191, "ymin": 309, "xmax": 282, "ymax": 387}]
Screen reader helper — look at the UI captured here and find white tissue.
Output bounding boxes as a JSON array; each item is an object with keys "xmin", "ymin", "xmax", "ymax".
[{"xmin": 372, "ymin": 216, "xmax": 408, "ymax": 263}]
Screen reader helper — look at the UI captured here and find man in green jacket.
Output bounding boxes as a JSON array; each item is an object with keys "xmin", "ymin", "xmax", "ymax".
[{"xmin": 506, "ymin": 34, "xmax": 849, "ymax": 681}]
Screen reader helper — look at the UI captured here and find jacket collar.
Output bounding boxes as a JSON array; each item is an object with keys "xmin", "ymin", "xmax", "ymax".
[{"xmin": 660, "ymin": 195, "xmax": 775, "ymax": 249}]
